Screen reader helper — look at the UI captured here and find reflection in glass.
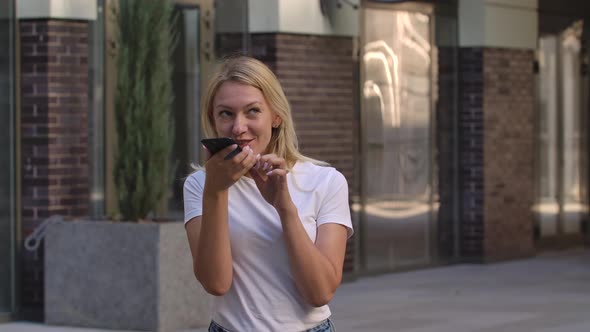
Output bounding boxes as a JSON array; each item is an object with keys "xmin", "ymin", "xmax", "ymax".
[
  {"xmin": 536, "ymin": 21, "xmax": 588, "ymax": 238},
  {"xmin": 89, "ymin": 0, "xmax": 105, "ymax": 218},
  {"xmin": 0, "ymin": 0, "xmax": 15, "ymax": 313},
  {"xmin": 361, "ymin": 8, "xmax": 434, "ymax": 270},
  {"xmin": 536, "ymin": 36, "xmax": 559, "ymax": 236},
  {"xmin": 215, "ymin": 0, "xmax": 250, "ymax": 56},
  {"xmin": 560, "ymin": 22, "xmax": 584, "ymax": 234}
]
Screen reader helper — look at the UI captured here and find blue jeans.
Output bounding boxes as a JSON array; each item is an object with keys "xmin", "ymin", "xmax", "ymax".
[{"xmin": 208, "ymin": 318, "xmax": 335, "ymax": 332}]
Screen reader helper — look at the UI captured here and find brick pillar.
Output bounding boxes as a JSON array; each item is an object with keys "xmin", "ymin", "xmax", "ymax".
[
  {"xmin": 20, "ymin": 20, "xmax": 90, "ymax": 319},
  {"xmin": 458, "ymin": 47, "xmax": 535, "ymax": 262},
  {"xmin": 482, "ymin": 48, "xmax": 535, "ymax": 260},
  {"xmin": 272, "ymin": 34, "xmax": 356, "ymax": 272}
]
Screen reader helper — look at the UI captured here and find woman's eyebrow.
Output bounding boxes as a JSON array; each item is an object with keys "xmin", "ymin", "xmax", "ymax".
[
  {"xmin": 214, "ymin": 101, "xmax": 261, "ymax": 110},
  {"xmin": 244, "ymin": 102, "xmax": 260, "ymax": 107}
]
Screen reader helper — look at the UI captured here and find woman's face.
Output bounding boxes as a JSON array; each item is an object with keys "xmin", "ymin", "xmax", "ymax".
[{"xmin": 212, "ymin": 81, "xmax": 281, "ymax": 155}]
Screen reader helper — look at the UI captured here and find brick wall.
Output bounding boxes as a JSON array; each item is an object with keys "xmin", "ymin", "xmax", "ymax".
[
  {"xmin": 459, "ymin": 48, "xmax": 485, "ymax": 259},
  {"xmin": 273, "ymin": 34, "xmax": 356, "ymax": 272},
  {"xmin": 458, "ymin": 47, "xmax": 535, "ymax": 261},
  {"xmin": 436, "ymin": 46, "xmax": 459, "ymax": 259},
  {"xmin": 20, "ymin": 20, "xmax": 90, "ymax": 318},
  {"xmin": 218, "ymin": 33, "xmax": 357, "ymax": 272},
  {"xmin": 482, "ymin": 48, "xmax": 535, "ymax": 260}
]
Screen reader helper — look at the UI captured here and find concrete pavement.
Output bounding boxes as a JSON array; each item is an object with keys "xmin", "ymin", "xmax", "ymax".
[{"xmin": 1, "ymin": 248, "xmax": 589, "ymax": 332}]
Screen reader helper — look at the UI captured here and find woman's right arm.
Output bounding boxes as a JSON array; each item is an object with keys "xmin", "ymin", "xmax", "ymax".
[
  {"xmin": 185, "ymin": 145, "xmax": 257, "ymax": 296},
  {"xmin": 185, "ymin": 186, "xmax": 233, "ymax": 296}
]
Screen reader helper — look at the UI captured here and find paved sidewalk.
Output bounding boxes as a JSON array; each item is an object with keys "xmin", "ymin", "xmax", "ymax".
[{"xmin": 1, "ymin": 248, "xmax": 589, "ymax": 332}]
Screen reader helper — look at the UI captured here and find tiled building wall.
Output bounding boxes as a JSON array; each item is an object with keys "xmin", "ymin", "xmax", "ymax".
[
  {"xmin": 482, "ymin": 48, "xmax": 535, "ymax": 260},
  {"xmin": 20, "ymin": 20, "xmax": 90, "ymax": 318},
  {"xmin": 218, "ymin": 33, "xmax": 357, "ymax": 272}
]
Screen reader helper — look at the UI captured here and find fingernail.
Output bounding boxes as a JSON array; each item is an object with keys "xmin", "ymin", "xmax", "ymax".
[
  {"xmin": 266, "ymin": 170, "xmax": 273, "ymax": 176},
  {"xmin": 263, "ymin": 162, "xmax": 268, "ymax": 170}
]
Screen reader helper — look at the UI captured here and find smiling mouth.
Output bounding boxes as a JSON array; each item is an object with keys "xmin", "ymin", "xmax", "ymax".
[{"xmin": 235, "ymin": 139, "xmax": 254, "ymax": 148}]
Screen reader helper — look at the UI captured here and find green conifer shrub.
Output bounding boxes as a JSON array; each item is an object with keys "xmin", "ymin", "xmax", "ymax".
[{"xmin": 111, "ymin": 0, "xmax": 177, "ymax": 221}]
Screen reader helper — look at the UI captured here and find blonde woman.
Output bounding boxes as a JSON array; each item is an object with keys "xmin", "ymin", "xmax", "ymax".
[{"xmin": 184, "ymin": 56, "xmax": 353, "ymax": 332}]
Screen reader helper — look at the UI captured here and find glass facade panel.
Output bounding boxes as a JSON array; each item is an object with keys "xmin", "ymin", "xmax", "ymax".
[
  {"xmin": 0, "ymin": 0, "xmax": 15, "ymax": 314},
  {"xmin": 560, "ymin": 22, "xmax": 585, "ymax": 234},
  {"xmin": 537, "ymin": 36, "xmax": 560, "ymax": 236},
  {"xmin": 536, "ymin": 21, "xmax": 589, "ymax": 238},
  {"xmin": 169, "ymin": 6, "xmax": 201, "ymax": 216},
  {"xmin": 361, "ymin": 8, "xmax": 435, "ymax": 270}
]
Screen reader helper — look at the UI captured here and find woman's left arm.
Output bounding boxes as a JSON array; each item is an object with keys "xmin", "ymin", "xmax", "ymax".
[
  {"xmin": 251, "ymin": 155, "xmax": 351, "ymax": 307},
  {"xmin": 279, "ymin": 209, "xmax": 349, "ymax": 307}
]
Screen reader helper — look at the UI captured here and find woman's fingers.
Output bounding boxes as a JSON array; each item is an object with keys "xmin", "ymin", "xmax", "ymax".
[
  {"xmin": 238, "ymin": 147, "xmax": 258, "ymax": 171},
  {"xmin": 257, "ymin": 154, "xmax": 287, "ymax": 173},
  {"xmin": 266, "ymin": 168, "xmax": 289, "ymax": 187},
  {"xmin": 205, "ymin": 145, "xmax": 257, "ymax": 188},
  {"xmin": 202, "ymin": 144, "xmax": 212, "ymax": 160},
  {"xmin": 208, "ymin": 144, "xmax": 240, "ymax": 162}
]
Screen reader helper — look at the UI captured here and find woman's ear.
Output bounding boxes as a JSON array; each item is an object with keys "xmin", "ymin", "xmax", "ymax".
[{"xmin": 272, "ymin": 115, "xmax": 282, "ymax": 128}]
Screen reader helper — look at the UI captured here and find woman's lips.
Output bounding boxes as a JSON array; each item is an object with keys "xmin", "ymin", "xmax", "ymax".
[{"xmin": 235, "ymin": 139, "xmax": 254, "ymax": 148}]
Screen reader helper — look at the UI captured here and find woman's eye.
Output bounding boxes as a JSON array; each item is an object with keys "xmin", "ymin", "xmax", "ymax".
[
  {"xmin": 248, "ymin": 108, "xmax": 260, "ymax": 114},
  {"xmin": 218, "ymin": 110, "xmax": 233, "ymax": 118}
]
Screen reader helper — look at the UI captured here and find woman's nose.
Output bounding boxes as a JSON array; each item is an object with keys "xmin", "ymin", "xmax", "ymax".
[{"xmin": 232, "ymin": 116, "xmax": 247, "ymax": 136}]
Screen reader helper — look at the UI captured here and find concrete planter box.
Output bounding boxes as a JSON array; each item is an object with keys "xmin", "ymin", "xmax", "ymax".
[{"xmin": 44, "ymin": 221, "xmax": 212, "ymax": 331}]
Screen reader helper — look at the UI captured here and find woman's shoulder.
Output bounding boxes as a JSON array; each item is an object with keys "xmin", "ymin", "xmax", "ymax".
[
  {"xmin": 294, "ymin": 160, "xmax": 335, "ymax": 175},
  {"xmin": 292, "ymin": 161, "xmax": 345, "ymax": 189},
  {"xmin": 184, "ymin": 169, "xmax": 206, "ymax": 188}
]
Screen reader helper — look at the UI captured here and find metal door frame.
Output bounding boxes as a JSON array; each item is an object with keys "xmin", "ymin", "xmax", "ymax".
[{"xmin": 1, "ymin": 0, "xmax": 17, "ymax": 321}]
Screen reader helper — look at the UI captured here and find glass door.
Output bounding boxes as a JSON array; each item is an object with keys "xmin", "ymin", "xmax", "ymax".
[
  {"xmin": 0, "ymin": 0, "xmax": 16, "ymax": 318},
  {"xmin": 360, "ymin": 3, "xmax": 437, "ymax": 271}
]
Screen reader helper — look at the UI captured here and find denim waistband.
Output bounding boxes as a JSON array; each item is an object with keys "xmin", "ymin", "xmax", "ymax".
[
  {"xmin": 208, "ymin": 320, "xmax": 231, "ymax": 332},
  {"xmin": 208, "ymin": 318, "xmax": 334, "ymax": 332},
  {"xmin": 306, "ymin": 318, "xmax": 334, "ymax": 332}
]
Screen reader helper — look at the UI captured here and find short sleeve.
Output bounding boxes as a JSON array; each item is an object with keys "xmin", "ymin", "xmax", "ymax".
[
  {"xmin": 183, "ymin": 171, "xmax": 206, "ymax": 224},
  {"xmin": 316, "ymin": 170, "xmax": 354, "ymax": 238}
]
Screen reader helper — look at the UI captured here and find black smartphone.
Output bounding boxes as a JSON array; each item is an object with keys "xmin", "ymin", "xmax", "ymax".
[{"xmin": 201, "ymin": 137, "xmax": 242, "ymax": 160}]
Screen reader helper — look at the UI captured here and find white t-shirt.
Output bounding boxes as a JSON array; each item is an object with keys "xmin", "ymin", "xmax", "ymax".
[{"xmin": 183, "ymin": 161, "xmax": 353, "ymax": 332}]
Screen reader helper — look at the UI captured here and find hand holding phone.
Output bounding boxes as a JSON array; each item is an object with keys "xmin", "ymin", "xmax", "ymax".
[{"xmin": 201, "ymin": 137, "xmax": 242, "ymax": 160}]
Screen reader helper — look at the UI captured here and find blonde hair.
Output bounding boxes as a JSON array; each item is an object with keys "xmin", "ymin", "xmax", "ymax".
[{"xmin": 201, "ymin": 56, "xmax": 326, "ymax": 168}]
